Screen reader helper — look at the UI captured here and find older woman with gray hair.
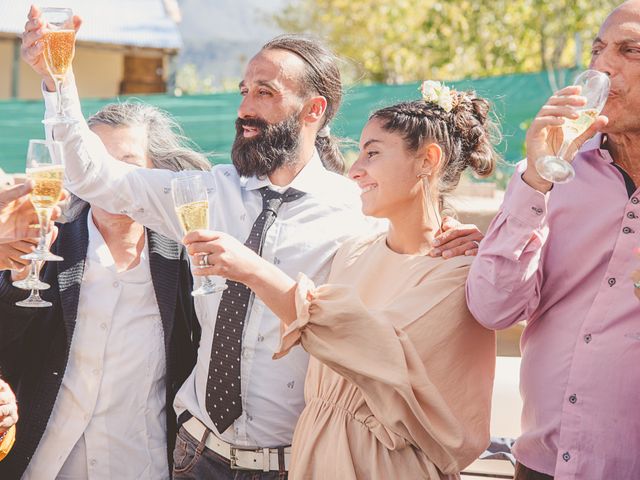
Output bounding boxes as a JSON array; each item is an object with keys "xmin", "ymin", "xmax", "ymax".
[{"xmin": 0, "ymin": 102, "xmax": 209, "ymax": 480}]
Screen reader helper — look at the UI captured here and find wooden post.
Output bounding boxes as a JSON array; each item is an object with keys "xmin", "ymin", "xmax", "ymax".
[{"xmin": 11, "ymin": 37, "xmax": 20, "ymax": 99}]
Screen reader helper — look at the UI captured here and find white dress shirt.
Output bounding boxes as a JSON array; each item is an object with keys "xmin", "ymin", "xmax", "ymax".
[
  {"xmin": 23, "ymin": 210, "xmax": 169, "ymax": 480},
  {"xmin": 45, "ymin": 79, "xmax": 381, "ymax": 448}
]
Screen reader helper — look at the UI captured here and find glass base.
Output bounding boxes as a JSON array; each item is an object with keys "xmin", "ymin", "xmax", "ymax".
[
  {"xmin": 13, "ymin": 277, "xmax": 50, "ymax": 291},
  {"xmin": 536, "ymin": 155, "xmax": 575, "ymax": 184},
  {"xmin": 42, "ymin": 115, "xmax": 78, "ymax": 126},
  {"xmin": 21, "ymin": 251, "xmax": 64, "ymax": 262},
  {"xmin": 192, "ymin": 283, "xmax": 227, "ymax": 297},
  {"xmin": 16, "ymin": 294, "xmax": 52, "ymax": 308}
]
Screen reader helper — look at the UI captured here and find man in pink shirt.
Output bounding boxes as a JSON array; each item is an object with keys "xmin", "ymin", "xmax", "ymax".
[{"xmin": 466, "ymin": 1, "xmax": 640, "ymax": 479}]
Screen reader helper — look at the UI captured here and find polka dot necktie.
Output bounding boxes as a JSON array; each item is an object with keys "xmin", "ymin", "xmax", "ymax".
[{"xmin": 206, "ymin": 186, "xmax": 305, "ymax": 433}]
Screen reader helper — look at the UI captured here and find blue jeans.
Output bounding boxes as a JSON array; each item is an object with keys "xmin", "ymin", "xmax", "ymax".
[{"xmin": 172, "ymin": 425, "xmax": 288, "ymax": 480}]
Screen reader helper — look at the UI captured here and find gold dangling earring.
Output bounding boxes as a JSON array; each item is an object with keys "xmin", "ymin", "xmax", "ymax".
[{"xmin": 421, "ymin": 174, "xmax": 442, "ymax": 230}]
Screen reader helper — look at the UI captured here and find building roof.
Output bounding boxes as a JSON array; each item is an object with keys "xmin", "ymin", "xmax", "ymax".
[{"xmin": 0, "ymin": 0, "xmax": 182, "ymax": 51}]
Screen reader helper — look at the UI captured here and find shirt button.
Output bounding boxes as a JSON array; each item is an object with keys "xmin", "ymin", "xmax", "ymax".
[
  {"xmin": 608, "ymin": 277, "xmax": 616, "ymax": 287},
  {"xmin": 584, "ymin": 334, "xmax": 592, "ymax": 343},
  {"xmin": 632, "ymin": 197, "xmax": 639, "ymax": 205},
  {"xmin": 90, "ymin": 459, "xmax": 97, "ymax": 466},
  {"xmin": 112, "ymin": 281, "xmax": 120, "ymax": 288},
  {"xmin": 623, "ymin": 226, "xmax": 634, "ymax": 234},
  {"xmin": 100, "ymin": 323, "xmax": 107, "ymax": 330},
  {"xmin": 562, "ymin": 452, "xmax": 571, "ymax": 462},
  {"xmin": 628, "ymin": 212, "xmax": 637, "ymax": 219},
  {"xmin": 569, "ymin": 394, "xmax": 577, "ymax": 404},
  {"xmin": 531, "ymin": 206, "xmax": 543, "ymax": 216}
]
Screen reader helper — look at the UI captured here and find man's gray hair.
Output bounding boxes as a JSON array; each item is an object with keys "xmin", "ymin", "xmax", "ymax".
[{"xmin": 65, "ymin": 102, "xmax": 211, "ymax": 221}]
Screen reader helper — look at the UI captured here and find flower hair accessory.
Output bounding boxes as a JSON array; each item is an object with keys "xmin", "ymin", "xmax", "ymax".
[{"xmin": 420, "ymin": 80, "xmax": 455, "ymax": 113}]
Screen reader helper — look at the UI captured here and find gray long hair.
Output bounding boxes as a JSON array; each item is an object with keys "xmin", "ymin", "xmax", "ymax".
[{"xmin": 65, "ymin": 102, "xmax": 212, "ymax": 221}]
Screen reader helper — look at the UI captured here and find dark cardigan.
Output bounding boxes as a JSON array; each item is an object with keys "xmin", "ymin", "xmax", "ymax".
[{"xmin": 0, "ymin": 207, "xmax": 200, "ymax": 478}]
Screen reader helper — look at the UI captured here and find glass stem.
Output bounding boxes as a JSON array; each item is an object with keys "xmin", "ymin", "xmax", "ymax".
[
  {"xmin": 556, "ymin": 135, "xmax": 572, "ymax": 159},
  {"xmin": 55, "ymin": 77, "xmax": 64, "ymax": 117},
  {"xmin": 27, "ymin": 260, "xmax": 38, "ymax": 282},
  {"xmin": 36, "ymin": 209, "xmax": 51, "ymax": 254},
  {"xmin": 202, "ymin": 276, "xmax": 216, "ymax": 288}
]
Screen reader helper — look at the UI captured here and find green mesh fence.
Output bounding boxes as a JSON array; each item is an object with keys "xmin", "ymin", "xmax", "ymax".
[{"xmin": 0, "ymin": 69, "xmax": 566, "ymax": 174}]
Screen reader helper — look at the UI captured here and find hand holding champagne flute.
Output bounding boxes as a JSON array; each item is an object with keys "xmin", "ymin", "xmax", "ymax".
[
  {"xmin": 13, "ymin": 140, "xmax": 64, "ymax": 308},
  {"xmin": 172, "ymin": 174, "xmax": 227, "ymax": 296},
  {"xmin": 534, "ymin": 70, "xmax": 610, "ymax": 183},
  {"xmin": 20, "ymin": 6, "xmax": 80, "ymax": 125},
  {"xmin": 21, "ymin": 140, "xmax": 65, "ymax": 263},
  {"xmin": 39, "ymin": 7, "xmax": 77, "ymax": 125}
]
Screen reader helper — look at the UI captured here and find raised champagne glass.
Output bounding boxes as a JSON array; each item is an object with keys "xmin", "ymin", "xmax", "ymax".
[
  {"xmin": 536, "ymin": 70, "xmax": 610, "ymax": 184},
  {"xmin": 172, "ymin": 174, "xmax": 227, "ymax": 296},
  {"xmin": 21, "ymin": 140, "xmax": 65, "ymax": 262},
  {"xmin": 40, "ymin": 7, "xmax": 76, "ymax": 125}
]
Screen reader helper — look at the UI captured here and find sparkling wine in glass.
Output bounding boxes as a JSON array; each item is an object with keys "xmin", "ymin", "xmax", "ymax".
[
  {"xmin": 172, "ymin": 174, "xmax": 227, "ymax": 296},
  {"xmin": 40, "ymin": 7, "xmax": 77, "ymax": 126},
  {"xmin": 536, "ymin": 70, "xmax": 610, "ymax": 183},
  {"xmin": 21, "ymin": 140, "xmax": 65, "ymax": 262}
]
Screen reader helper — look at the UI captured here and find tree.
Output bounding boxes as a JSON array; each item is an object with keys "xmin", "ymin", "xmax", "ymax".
[{"xmin": 274, "ymin": 0, "xmax": 620, "ymax": 84}]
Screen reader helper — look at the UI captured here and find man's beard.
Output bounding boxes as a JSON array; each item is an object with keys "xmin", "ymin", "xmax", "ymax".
[{"xmin": 231, "ymin": 114, "xmax": 302, "ymax": 178}]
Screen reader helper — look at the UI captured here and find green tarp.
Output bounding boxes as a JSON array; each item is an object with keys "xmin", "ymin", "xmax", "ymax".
[{"xmin": 0, "ymin": 69, "xmax": 565, "ymax": 174}]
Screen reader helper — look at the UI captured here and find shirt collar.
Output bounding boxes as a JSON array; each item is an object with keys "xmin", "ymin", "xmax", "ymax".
[
  {"xmin": 87, "ymin": 208, "xmax": 149, "ymax": 272},
  {"xmin": 242, "ymin": 150, "xmax": 328, "ymax": 195},
  {"xmin": 87, "ymin": 207, "xmax": 116, "ymax": 269},
  {"xmin": 580, "ymin": 132, "xmax": 605, "ymax": 154},
  {"xmin": 579, "ymin": 132, "xmax": 615, "ymax": 164}
]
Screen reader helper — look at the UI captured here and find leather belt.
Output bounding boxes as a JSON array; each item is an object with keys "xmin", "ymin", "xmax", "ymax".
[{"xmin": 183, "ymin": 416, "xmax": 291, "ymax": 472}]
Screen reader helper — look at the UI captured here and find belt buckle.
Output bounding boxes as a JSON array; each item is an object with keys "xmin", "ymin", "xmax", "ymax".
[
  {"xmin": 229, "ymin": 446, "xmax": 241, "ymax": 469},
  {"xmin": 229, "ymin": 446, "xmax": 271, "ymax": 471}
]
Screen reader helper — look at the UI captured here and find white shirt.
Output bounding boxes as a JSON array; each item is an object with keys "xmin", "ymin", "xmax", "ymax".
[
  {"xmin": 23, "ymin": 210, "xmax": 169, "ymax": 480},
  {"xmin": 46, "ymin": 79, "xmax": 380, "ymax": 448}
]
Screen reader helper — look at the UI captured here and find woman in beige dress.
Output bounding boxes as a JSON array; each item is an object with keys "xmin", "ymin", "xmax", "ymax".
[{"xmin": 185, "ymin": 85, "xmax": 498, "ymax": 479}]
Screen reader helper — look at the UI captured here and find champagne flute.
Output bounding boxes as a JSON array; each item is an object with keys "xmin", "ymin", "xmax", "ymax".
[
  {"xmin": 536, "ymin": 70, "xmax": 610, "ymax": 183},
  {"xmin": 21, "ymin": 140, "xmax": 65, "ymax": 262},
  {"xmin": 40, "ymin": 7, "xmax": 77, "ymax": 126},
  {"xmin": 172, "ymin": 174, "xmax": 227, "ymax": 296},
  {"xmin": 15, "ymin": 261, "xmax": 52, "ymax": 308}
]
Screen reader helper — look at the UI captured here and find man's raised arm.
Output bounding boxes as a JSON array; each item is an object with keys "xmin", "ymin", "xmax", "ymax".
[{"xmin": 21, "ymin": 6, "xmax": 194, "ymax": 242}]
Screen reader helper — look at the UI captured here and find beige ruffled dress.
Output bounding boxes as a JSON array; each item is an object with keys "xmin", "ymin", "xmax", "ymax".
[{"xmin": 274, "ymin": 234, "xmax": 496, "ymax": 479}]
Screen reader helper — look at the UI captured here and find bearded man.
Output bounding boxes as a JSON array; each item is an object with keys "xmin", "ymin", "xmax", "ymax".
[{"xmin": 22, "ymin": 11, "xmax": 482, "ymax": 475}]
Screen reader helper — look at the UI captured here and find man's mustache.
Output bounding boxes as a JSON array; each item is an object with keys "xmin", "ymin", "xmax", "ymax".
[{"xmin": 235, "ymin": 117, "xmax": 269, "ymax": 131}]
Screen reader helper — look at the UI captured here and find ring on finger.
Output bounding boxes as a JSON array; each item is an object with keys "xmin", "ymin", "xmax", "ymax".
[
  {"xmin": 471, "ymin": 240, "xmax": 480, "ymax": 249},
  {"xmin": 200, "ymin": 254, "xmax": 209, "ymax": 267}
]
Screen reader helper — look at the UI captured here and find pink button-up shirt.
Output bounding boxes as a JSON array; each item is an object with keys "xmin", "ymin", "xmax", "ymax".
[{"xmin": 467, "ymin": 134, "xmax": 640, "ymax": 479}]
